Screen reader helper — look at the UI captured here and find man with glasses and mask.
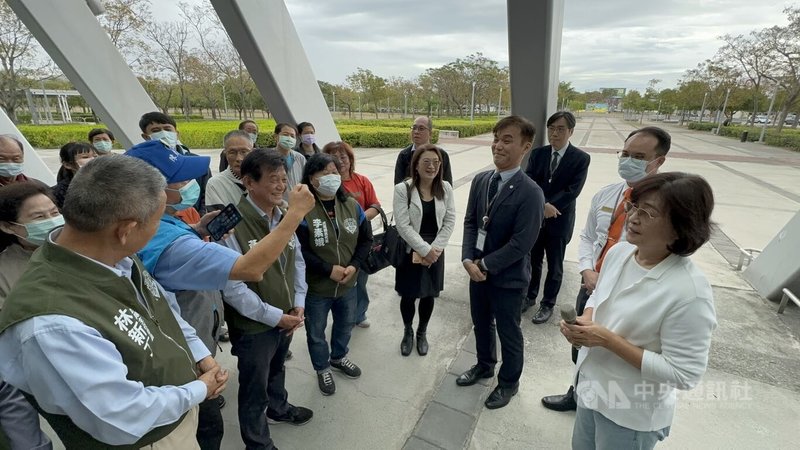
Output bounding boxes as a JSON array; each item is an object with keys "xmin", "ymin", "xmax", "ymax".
[
  {"xmin": 523, "ymin": 112, "xmax": 591, "ymax": 324},
  {"xmin": 540, "ymin": 126, "xmax": 670, "ymax": 412},
  {"xmin": 394, "ymin": 116, "xmax": 453, "ymax": 185}
]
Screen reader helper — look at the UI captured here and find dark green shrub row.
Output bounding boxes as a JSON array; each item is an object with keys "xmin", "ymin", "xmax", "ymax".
[{"xmin": 687, "ymin": 122, "xmax": 716, "ymax": 131}]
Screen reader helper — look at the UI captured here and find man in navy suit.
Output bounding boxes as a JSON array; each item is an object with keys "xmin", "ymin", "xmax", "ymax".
[
  {"xmin": 523, "ymin": 112, "xmax": 590, "ymax": 324},
  {"xmin": 456, "ymin": 115, "xmax": 545, "ymax": 409}
]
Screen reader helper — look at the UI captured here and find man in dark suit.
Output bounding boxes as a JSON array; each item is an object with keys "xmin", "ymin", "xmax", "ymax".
[
  {"xmin": 524, "ymin": 111, "xmax": 590, "ymax": 324},
  {"xmin": 457, "ymin": 115, "xmax": 545, "ymax": 410},
  {"xmin": 393, "ymin": 116, "xmax": 453, "ymax": 185}
]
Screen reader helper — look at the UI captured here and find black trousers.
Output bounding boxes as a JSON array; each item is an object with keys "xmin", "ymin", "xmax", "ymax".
[
  {"xmin": 230, "ymin": 328, "xmax": 292, "ymax": 450},
  {"xmin": 571, "ymin": 286, "xmax": 592, "ymax": 363},
  {"xmin": 470, "ymin": 282, "xmax": 525, "ymax": 388},
  {"xmin": 197, "ymin": 396, "xmax": 224, "ymax": 450},
  {"xmin": 527, "ymin": 228, "xmax": 569, "ymax": 308}
]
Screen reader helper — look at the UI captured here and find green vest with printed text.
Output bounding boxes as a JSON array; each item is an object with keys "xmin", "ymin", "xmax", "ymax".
[
  {"xmin": 304, "ymin": 198, "xmax": 360, "ymax": 297},
  {"xmin": 0, "ymin": 240, "xmax": 197, "ymax": 449}
]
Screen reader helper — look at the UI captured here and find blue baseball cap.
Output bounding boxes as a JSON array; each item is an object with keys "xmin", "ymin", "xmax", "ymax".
[{"xmin": 124, "ymin": 140, "xmax": 210, "ymax": 184}]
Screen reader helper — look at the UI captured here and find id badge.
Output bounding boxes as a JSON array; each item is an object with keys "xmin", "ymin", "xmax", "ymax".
[{"xmin": 476, "ymin": 229, "xmax": 487, "ymax": 252}]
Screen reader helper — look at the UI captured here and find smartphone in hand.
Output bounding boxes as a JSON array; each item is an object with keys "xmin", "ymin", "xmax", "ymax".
[{"xmin": 206, "ymin": 203, "xmax": 242, "ymax": 241}]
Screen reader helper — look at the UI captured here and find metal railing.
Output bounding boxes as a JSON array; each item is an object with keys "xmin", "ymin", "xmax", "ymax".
[{"xmin": 778, "ymin": 288, "xmax": 800, "ymax": 314}]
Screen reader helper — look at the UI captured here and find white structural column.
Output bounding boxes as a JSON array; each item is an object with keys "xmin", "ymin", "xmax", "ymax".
[
  {"xmin": 6, "ymin": 0, "xmax": 158, "ymax": 148},
  {"xmin": 507, "ymin": 0, "xmax": 564, "ymax": 148},
  {"xmin": 0, "ymin": 109, "xmax": 55, "ymax": 185},
  {"xmin": 209, "ymin": 0, "xmax": 340, "ymax": 143}
]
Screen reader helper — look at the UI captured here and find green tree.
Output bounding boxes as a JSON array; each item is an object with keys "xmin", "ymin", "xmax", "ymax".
[{"xmin": 346, "ymin": 68, "xmax": 387, "ymax": 119}]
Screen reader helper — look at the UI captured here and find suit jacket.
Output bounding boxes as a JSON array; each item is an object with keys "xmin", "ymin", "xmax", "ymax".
[
  {"xmin": 393, "ymin": 180, "xmax": 456, "ymax": 256},
  {"xmin": 462, "ymin": 169, "xmax": 545, "ymax": 289},
  {"xmin": 525, "ymin": 143, "xmax": 590, "ymax": 238},
  {"xmin": 393, "ymin": 145, "xmax": 454, "ymax": 185}
]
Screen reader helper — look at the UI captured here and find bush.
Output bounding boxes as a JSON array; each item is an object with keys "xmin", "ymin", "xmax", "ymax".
[{"xmin": 687, "ymin": 122, "xmax": 716, "ymax": 131}]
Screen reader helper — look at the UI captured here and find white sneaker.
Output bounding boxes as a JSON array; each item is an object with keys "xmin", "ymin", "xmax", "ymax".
[{"xmin": 356, "ymin": 319, "xmax": 371, "ymax": 328}]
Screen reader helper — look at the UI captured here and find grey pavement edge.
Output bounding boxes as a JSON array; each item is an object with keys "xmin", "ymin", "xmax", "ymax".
[{"xmin": 33, "ymin": 114, "xmax": 800, "ymax": 450}]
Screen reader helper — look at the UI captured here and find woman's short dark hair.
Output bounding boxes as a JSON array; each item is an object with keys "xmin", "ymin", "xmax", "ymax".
[
  {"xmin": 410, "ymin": 144, "xmax": 446, "ymax": 200},
  {"xmin": 0, "ymin": 180, "xmax": 55, "ymax": 251},
  {"xmin": 240, "ymin": 149, "xmax": 285, "ymax": 182},
  {"xmin": 297, "ymin": 122, "xmax": 315, "ymax": 134},
  {"xmin": 631, "ymin": 172, "xmax": 714, "ymax": 256},
  {"xmin": 274, "ymin": 122, "xmax": 297, "ymax": 135},
  {"xmin": 88, "ymin": 128, "xmax": 114, "ymax": 141},
  {"xmin": 302, "ymin": 153, "xmax": 347, "ymax": 202},
  {"xmin": 57, "ymin": 142, "xmax": 95, "ymax": 182},
  {"xmin": 238, "ymin": 120, "xmax": 257, "ymax": 131}
]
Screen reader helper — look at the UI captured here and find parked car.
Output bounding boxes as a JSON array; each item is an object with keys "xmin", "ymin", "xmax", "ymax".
[{"xmin": 785, "ymin": 114, "xmax": 797, "ymax": 125}]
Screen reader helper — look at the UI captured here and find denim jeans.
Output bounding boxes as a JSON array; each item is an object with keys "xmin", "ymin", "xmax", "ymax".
[
  {"xmin": 572, "ymin": 406, "xmax": 670, "ymax": 450},
  {"xmin": 355, "ymin": 270, "xmax": 370, "ymax": 323},
  {"xmin": 304, "ymin": 288, "xmax": 357, "ymax": 372}
]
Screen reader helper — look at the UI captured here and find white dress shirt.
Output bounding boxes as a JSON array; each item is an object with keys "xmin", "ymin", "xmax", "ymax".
[{"xmin": 577, "ymin": 180, "xmax": 630, "ymax": 273}]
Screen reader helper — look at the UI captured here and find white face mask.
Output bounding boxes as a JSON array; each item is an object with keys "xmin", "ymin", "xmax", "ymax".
[
  {"xmin": 149, "ymin": 130, "xmax": 178, "ymax": 149},
  {"xmin": 316, "ymin": 174, "xmax": 341, "ymax": 197},
  {"xmin": 248, "ymin": 133, "xmax": 258, "ymax": 145}
]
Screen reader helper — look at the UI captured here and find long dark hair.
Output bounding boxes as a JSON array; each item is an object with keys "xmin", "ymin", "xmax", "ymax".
[
  {"xmin": 410, "ymin": 144, "xmax": 445, "ymax": 200},
  {"xmin": 301, "ymin": 153, "xmax": 348, "ymax": 202},
  {"xmin": 57, "ymin": 142, "xmax": 95, "ymax": 182}
]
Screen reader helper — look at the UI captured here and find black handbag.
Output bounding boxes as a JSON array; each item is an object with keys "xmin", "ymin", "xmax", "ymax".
[
  {"xmin": 363, "ymin": 183, "xmax": 412, "ymax": 274},
  {"xmin": 363, "ymin": 205, "xmax": 406, "ymax": 274}
]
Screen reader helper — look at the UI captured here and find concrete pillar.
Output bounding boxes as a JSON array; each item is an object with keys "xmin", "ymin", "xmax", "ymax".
[
  {"xmin": 209, "ymin": 0, "xmax": 340, "ymax": 143},
  {"xmin": 744, "ymin": 211, "xmax": 800, "ymax": 301},
  {"xmin": 507, "ymin": 0, "xmax": 564, "ymax": 149},
  {"xmin": 6, "ymin": 0, "xmax": 158, "ymax": 148}
]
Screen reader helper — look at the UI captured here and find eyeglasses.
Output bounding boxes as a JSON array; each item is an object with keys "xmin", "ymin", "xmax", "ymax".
[
  {"xmin": 420, "ymin": 159, "xmax": 441, "ymax": 167},
  {"xmin": 411, "ymin": 125, "xmax": 429, "ymax": 132},
  {"xmin": 617, "ymin": 151, "xmax": 649, "ymax": 161},
  {"xmin": 547, "ymin": 126, "xmax": 568, "ymax": 134},
  {"xmin": 623, "ymin": 201, "xmax": 658, "ymax": 221}
]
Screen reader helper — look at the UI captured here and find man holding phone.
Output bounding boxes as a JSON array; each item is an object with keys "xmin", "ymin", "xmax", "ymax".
[
  {"xmin": 217, "ymin": 149, "xmax": 313, "ymax": 449},
  {"xmin": 124, "ymin": 141, "xmax": 315, "ymax": 447}
]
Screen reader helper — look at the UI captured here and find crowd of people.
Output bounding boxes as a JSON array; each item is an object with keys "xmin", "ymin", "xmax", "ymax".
[{"xmin": 0, "ymin": 110, "xmax": 717, "ymax": 450}]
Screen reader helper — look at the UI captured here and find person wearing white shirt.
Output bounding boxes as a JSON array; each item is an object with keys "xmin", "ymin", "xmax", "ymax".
[
  {"xmin": 541, "ymin": 126, "xmax": 671, "ymax": 412},
  {"xmin": 206, "ymin": 130, "xmax": 253, "ymax": 208},
  {"xmin": 560, "ymin": 172, "xmax": 717, "ymax": 450}
]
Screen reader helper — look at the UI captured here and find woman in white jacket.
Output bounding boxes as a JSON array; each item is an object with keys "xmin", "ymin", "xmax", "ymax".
[
  {"xmin": 561, "ymin": 172, "xmax": 717, "ymax": 450},
  {"xmin": 393, "ymin": 144, "xmax": 455, "ymax": 357}
]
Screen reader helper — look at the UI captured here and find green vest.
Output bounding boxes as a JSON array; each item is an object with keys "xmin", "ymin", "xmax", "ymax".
[
  {"xmin": 0, "ymin": 241, "xmax": 197, "ymax": 449},
  {"xmin": 229, "ymin": 197, "xmax": 296, "ymax": 334},
  {"xmin": 304, "ymin": 197, "xmax": 360, "ymax": 297}
]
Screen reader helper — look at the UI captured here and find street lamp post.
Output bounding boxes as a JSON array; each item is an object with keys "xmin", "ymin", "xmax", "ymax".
[
  {"xmin": 470, "ymin": 81, "xmax": 476, "ymax": 123},
  {"xmin": 699, "ymin": 92, "xmax": 708, "ymax": 123},
  {"xmin": 222, "ymin": 84, "xmax": 228, "ymax": 117},
  {"xmin": 404, "ymin": 93, "xmax": 408, "ymax": 118},
  {"xmin": 358, "ymin": 94, "xmax": 362, "ymax": 120},
  {"xmin": 759, "ymin": 89, "xmax": 778, "ymax": 143},
  {"xmin": 333, "ymin": 90, "xmax": 336, "ymax": 114},
  {"xmin": 497, "ymin": 87, "xmax": 503, "ymax": 119}
]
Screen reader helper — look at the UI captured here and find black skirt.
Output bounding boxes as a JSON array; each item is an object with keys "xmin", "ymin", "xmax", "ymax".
[{"xmin": 394, "ymin": 230, "xmax": 445, "ymax": 299}]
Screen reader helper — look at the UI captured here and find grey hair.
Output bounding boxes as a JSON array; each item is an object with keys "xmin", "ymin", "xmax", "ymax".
[
  {"xmin": 223, "ymin": 129, "xmax": 252, "ymax": 147},
  {"xmin": 62, "ymin": 155, "xmax": 166, "ymax": 232},
  {"xmin": 0, "ymin": 134, "xmax": 24, "ymax": 154},
  {"xmin": 426, "ymin": 117, "xmax": 433, "ymax": 131}
]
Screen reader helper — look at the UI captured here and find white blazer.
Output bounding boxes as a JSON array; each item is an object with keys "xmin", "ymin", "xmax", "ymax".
[{"xmin": 392, "ymin": 180, "xmax": 456, "ymax": 256}]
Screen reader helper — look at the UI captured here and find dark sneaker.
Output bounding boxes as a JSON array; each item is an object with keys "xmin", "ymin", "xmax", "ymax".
[
  {"xmin": 285, "ymin": 349, "xmax": 293, "ymax": 360},
  {"xmin": 317, "ymin": 370, "xmax": 335, "ymax": 396},
  {"xmin": 267, "ymin": 405, "xmax": 314, "ymax": 425},
  {"xmin": 330, "ymin": 357, "xmax": 362, "ymax": 378}
]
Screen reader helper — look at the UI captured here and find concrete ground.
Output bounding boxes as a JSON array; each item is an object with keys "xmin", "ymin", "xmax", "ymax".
[{"xmin": 36, "ymin": 115, "xmax": 800, "ymax": 449}]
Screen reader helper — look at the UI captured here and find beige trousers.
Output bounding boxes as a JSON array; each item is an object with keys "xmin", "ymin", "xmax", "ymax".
[{"xmin": 142, "ymin": 406, "xmax": 199, "ymax": 450}]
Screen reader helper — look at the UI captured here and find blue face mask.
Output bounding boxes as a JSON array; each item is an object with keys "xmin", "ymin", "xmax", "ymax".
[
  {"xmin": 278, "ymin": 135, "xmax": 296, "ymax": 150},
  {"xmin": 13, "ymin": 215, "xmax": 65, "ymax": 246},
  {"xmin": 617, "ymin": 157, "xmax": 651, "ymax": 182},
  {"xmin": 0, "ymin": 162, "xmax": 24, "ymax": 178},
  {"xmin": 166, "ymin": 179, "xmax": 200, "ymax": 211},
  {"xmin": 93, "ymin": 140, "xmax": 113, "ymax": 153},
  {"xmin": 149, "ymin": 130, "xmax": 179, "ymax": 149}
]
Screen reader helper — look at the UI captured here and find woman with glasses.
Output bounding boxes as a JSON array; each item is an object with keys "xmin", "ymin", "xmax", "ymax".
[
  {"xmin": 393, "ymin": 144, "xmax": 455, "ymax": 356},
  {"xmin": 322, "ymin": 141, "xmax": 380, "ymax": 328},
  {"xmin": 561, "ymin": 172, "xmax": 717, "ymax": 450}
]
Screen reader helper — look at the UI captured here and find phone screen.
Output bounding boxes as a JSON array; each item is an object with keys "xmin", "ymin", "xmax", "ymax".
[{"xmin": 206, "ymin": 203, "xmax": 242, "ymax": 241}]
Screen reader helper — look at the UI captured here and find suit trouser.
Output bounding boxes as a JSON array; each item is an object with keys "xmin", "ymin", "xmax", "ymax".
[
  {"xmin": 527, "ymin": 228, "xmax": 569, "ymax": 308},
  {"xmin": 470, "ymin": 282, "xmax": 525, "ymax": 388},
  {"xmin": 0, "ymin": 380, "xmax": 51, "ymax": 450},
  {"xmin": 230, "ymin": 328, "xmax": 292, "ymax": 450}
]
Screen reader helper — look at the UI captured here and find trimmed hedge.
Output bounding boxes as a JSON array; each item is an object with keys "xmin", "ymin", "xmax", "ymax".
[
  {"xmin": 685, "ymin": 122, "xmax": 800, "ymax": 152},
  {"xmin": 17, "ymin": 118, "xmax": 500, "ymax": 149},
  {"xmin": 687, "ymin": 122, "xmax": 716, "ymax": 131}
]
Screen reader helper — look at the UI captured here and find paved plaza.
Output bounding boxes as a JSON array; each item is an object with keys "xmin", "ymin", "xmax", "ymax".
[{"xmin": 36, "ymin": 115, "xmax": 800, "ymax": 449}]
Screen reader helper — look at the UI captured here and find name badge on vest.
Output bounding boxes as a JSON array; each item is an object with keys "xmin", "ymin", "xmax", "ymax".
[{"xmin": 476, "ymin": 229, "xmax": 487, "ymax": 252}]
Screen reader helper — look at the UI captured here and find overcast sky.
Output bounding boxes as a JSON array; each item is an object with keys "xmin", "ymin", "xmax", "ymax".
[{"xmin": 163, "ymin": 0, "xmax": 791, "ymax": 93}]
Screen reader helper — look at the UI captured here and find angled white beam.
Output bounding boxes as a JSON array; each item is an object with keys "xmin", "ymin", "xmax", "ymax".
[
  {"xmin": 507, "ymin": 0, "xmax": 564, "ymax": 148},
  {"xmin": 6, "ymin": 0, "xmax": 158, "ymax": 148},
  {"xmin": 0, "ymin": 109, "xmax": 55, "ymax": 185},
  {"xmin": 209, "ymin": 0, "xmax": 339, "ymax": 143}
]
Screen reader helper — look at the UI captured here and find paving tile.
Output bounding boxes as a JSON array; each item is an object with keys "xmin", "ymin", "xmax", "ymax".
[{"xmin": 414, "ymin": 403, "xmax": 475, "ymax": 450}]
